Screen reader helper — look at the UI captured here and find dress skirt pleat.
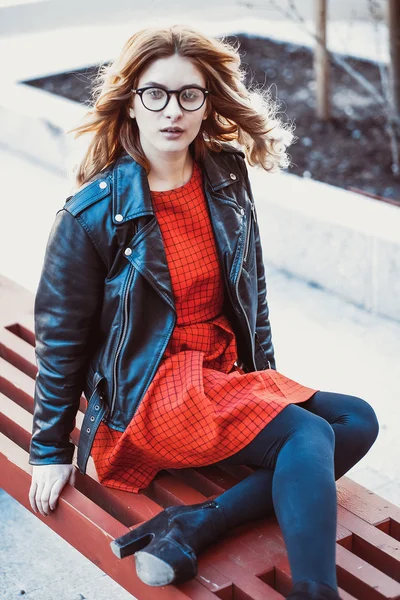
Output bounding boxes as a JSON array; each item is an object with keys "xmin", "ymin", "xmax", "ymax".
[{"xmin": 91, "ymin": 161, "xmax": 318, "ymax": 493}]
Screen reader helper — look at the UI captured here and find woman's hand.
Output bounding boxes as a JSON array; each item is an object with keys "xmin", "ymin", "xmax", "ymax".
[{"xmin": 29, "ymin": 464, "xmax": 76, "ymax": 516}]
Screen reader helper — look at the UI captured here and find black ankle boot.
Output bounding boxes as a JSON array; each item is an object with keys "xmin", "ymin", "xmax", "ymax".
[
  {"xmin": 110, "ymin": 499, "xmax": 228, "ymax": 586},
  {"xmin": 286, "ymin": 580, "xmax": 342, "ymax": 599}
]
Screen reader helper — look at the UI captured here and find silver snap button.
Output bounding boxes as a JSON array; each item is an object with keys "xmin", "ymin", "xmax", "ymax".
[
  {"xmin": 115, "ymin": 214, "xmax": 124, "ymax": 222},
  {"xmin": 124, "ymin": 248, "xmax": 132, "ymax": 256},
  {"xmin": 94, "ymin": 404, "xmax": 100, "ymax": 410},
  {"xmin": 99, "ymin": 181, "xmax": 107, "ymax": 189},
  {"xmin": 230, "ymin": 173, "xmax": 237, "ymax": 180},
  {"xmin": 86, "ymin": 427, "xmax": 91, "ymax": 433},
  {"xmin": 240, "ymin": 207, "xmax": 245, "ymax": 215},
  {"xmin": 90, "ymin": 416, "xmax": 95, "ymax": 422}
]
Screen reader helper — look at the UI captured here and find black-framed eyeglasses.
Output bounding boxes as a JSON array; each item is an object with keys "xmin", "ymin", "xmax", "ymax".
[{"xmin": 131, "ymin": 85, "xmax": 209, "ymax": 112}]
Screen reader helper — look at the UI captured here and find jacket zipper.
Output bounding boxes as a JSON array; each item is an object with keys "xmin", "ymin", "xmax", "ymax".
[
  {"xmin": 110, "ymin": 264, "xmax": 135, "ymax": 417},
  {"xmin": 244, "ymin": 200, "xmax": 257, "ymax": 263},
  {"xmin": 233, "ymin": 212, "xmax": 256, "ymax": 371},
  {"xmin": 243, "ymin": 213, "xmax": 251, "ymax": 263},
  {"xmin": 243, "ymin": 214, "xmax": 250, "ymax": 263},
  {"xmin": 129, "ymin": 312, "xmax": 177, "ymax": 416}
]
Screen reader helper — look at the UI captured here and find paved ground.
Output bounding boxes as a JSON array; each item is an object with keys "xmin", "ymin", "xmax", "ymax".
[{"xmin": 1, "ymin": 144, "xmax": 399, "ymax": 598}]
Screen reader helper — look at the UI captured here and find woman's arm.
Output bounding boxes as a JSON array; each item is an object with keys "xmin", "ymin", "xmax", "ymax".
[{"xmin": 30, "ymin": 209, "xmax": 106, "ymax": 466}]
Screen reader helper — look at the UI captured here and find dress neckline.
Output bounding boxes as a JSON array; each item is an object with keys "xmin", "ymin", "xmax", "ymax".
[{"xmin": 150, "ymin": 161, "xmax": 199, "ymax": 195}]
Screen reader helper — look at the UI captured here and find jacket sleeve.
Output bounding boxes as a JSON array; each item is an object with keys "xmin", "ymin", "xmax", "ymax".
[
  {"xmin": 29, "ymin": 209, "xmax": 106, "ymax": 465},
  {"xmin": 235, "ymin": 153, "xmax": 277, "ymax": 370}
]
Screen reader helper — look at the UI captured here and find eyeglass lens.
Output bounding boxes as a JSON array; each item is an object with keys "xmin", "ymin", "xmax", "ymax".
[{"xmin": 141, "ymin": 88, "xmax": 205, "ymax": 111}]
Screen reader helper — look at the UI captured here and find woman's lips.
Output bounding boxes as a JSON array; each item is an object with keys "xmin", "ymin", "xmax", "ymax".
[{"xmin": 161, "ymin": 130, "xmax": 184, "ymax": 139}]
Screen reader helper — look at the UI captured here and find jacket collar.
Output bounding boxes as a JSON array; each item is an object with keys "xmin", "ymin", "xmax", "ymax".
[{"xmin": 111, "ymin": 147, "xmax": 243, "ymax": 225}]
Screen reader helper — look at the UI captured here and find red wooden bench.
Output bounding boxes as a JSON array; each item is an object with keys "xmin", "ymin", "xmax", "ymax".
[{"xmin": 1, "ymin": 273, "xmax": 399, "ymax": 600}]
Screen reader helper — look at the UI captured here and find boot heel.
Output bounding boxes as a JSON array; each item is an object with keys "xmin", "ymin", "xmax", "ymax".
[{"xmin": 110, "ymin": 510, "xmax": 168, "ymax": 559}]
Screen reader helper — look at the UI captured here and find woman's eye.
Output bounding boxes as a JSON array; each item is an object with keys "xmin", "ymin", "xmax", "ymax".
[{"xmin": 182, "ymin": 90, "xmax": 197, "ymax": 101}]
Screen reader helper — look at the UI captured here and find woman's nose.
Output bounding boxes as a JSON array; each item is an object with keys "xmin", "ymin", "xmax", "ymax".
[{"xmin": 163, "ymin": 93, "xmax": 184, "ymax": 118}]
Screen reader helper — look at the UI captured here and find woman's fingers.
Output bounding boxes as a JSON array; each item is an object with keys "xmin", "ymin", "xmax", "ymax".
[
  {"xmin": 35, "ymin": 480, "xmax": 46, "ymax": 516},
  {"xmin": 40, "ymin": 482, "xmax": 53, "ymax": 516},
  {"xmin": 48, "ymin": 478, "xmax": 66, "ymax": 512},
  {"xmin": 29, "ymin": 464, "xmax": 74, "ymax": 515},
  {"xmin": 29, "ymin": 479, "xmax": 38, "ymax": 513},
  {"xmin": 68, "ymin": 466, "xmax": 77, "ymax": 487}
]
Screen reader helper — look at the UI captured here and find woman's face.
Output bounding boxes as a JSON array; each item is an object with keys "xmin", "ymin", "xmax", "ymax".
[{"xmin": 129, "ymin": 54, "xmax": 208, "ymax": 158}]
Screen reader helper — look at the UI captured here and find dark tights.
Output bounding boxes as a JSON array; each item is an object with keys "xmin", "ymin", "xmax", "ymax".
[{"xmin": 213, "ymin": 391, "xmax": 379, "ymax": 592}]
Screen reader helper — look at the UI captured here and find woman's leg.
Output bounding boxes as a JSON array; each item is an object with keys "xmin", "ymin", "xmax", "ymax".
[
  {"xmin": 216, "ymin": 391, "xmax": 379, "ymax": 526},
  {"xmin": 297, "ymin": 391, "xmax": 380, "ymax": 481},
  {"xmin": 214, "ymin": 392, "xmax": 379, "ymax": 590},
  {"xmin": 216, "ymin": 403, "xmax": 339, "ymax": 589}
]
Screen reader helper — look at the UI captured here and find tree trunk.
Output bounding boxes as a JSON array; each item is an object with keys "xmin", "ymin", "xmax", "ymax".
[
  {"xmin": 314, "ymin": 0, "xmax": 330, "ymax": 120},
  {"xmin": 389, "ymin": 0, "xmax": 400, "ymax": 118}
]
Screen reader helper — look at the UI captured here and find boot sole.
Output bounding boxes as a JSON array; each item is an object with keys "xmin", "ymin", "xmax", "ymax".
[{"xmin": 134, "ymin": 550, "xmax": 175, "ymax": 586}]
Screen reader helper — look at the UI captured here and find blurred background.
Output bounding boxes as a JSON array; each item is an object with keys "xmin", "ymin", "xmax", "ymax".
[{"xmin": 0, "ymin": 1, "xmax": 399, "ymax": 599}]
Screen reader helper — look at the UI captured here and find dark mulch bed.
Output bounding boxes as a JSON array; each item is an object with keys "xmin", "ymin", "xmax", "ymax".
[{"xmin": 24, "ymin": 33, "xmax": 400, "ymax": 206}]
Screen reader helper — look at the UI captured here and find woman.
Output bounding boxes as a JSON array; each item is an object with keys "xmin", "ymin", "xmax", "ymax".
[{"xmin": 28, "ymin": 25, "xmax": 379, "ymax": 599}]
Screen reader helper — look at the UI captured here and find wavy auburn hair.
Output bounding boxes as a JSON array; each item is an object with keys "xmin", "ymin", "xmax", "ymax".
[{"xmin": 67, "ymin": 24, "xmax": 295, "ymax": 188}]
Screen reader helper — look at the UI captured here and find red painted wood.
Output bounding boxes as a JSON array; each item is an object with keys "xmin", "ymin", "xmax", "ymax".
[
  {"xmin": 0, "ymin": 437, "xmax": 209, "ymax": 600},
  {"xmin": 0, "ymin": 326, "xmax": 37, "ymax": 378},
  {"xmin": 337, "ymin": 505, "xmax": 400, "ymax": 582},
  {"xmin": 336, "ymin": 543, "xmax": 400, "ymax": 599},
  {"xmin": 167, "ymin": 465, "xmax": 242, "ymax": 497},
  {"xmin": 144, "ymin": 471, "xmax": 208, "ymax": 507},
  {"xmin": 0, "ymin": 357, "xmax": 35, "ymax": 410},
  {"xmin": 337, "ymin": 478, "xmax": 400, "ymax": 525},
  {"xmin": 5, "ymin": 320, "xmax": 35, "ymax": 346}
]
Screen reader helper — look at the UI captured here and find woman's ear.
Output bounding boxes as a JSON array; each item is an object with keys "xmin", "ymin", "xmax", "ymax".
[{"xmin": 129, "ymin": 107, "xmax": 135, "ymax": 119}]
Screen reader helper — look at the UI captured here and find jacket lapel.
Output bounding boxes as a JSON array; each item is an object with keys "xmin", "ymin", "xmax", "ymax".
[{"xmin": 114, "ymin": 149, "xmax": 244, "ymax": 308}]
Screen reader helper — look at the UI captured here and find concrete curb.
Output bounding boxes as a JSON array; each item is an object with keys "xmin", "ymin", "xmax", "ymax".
[{"xmin": 250, "ymin": 167, "xmax": 400, "ymax": 322}]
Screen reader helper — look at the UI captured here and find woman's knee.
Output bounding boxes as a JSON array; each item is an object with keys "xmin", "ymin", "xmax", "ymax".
[
  {"xmin": 276, "ymin": 410, "xmax": 336, "ymax": 461},
  {"xmin": 349, "ymin": 396, "xmax": 380, "ymax": 449},
  {"xmin": 296, "ymin": 413, "xmax": 335, "ymax": 448}
]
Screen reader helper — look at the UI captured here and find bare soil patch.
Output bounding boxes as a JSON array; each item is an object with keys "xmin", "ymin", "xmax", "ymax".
[{"xmin": 24, "ymin": 33, "xmax": 400, "ymax": 206}]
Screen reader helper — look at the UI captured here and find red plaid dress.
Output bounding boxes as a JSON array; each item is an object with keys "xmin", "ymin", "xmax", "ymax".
[{"xmin": 91, "ymin": 160, "xmax": 318, "ymax": 492}]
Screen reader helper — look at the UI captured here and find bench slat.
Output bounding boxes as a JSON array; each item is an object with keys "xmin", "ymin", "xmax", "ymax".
[
  {"xmin": 0, "ymin": 326, "xmax": 37, "ymax": 378},
  {"xmin": 337, "ymin": 478, "xmax": 400, "ymax": 525},
  {"xmin": 336, "ymin": 543, "xmax": 400, "ymax": 599}
]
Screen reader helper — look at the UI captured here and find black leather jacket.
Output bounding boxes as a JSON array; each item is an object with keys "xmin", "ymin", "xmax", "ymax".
[{"xmin": 29, "ymin": 144, "xmax": 276, "ymax": 473}]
